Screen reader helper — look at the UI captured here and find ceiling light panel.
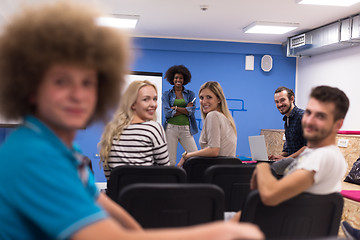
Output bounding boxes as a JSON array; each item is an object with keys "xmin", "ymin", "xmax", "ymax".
[
  {"xmin": 296, "ymin": 0, "xmax": 360, "ymax": 7},
  {"xmin": 96, "ymin": 15, "xmax": 139, "ymax": 29},
  {"xmin": 243, "ymin": 22, "xmax": 299, "ymax": 34}
]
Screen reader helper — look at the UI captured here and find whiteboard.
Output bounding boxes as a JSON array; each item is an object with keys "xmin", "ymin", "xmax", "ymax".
[{"xmin": 0, "ymin": 71, "xmax": 163, "ymax": 126}]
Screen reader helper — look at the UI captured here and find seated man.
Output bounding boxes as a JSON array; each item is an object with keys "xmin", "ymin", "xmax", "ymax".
[
  {"xmin": 269, "ymin": 86, "xmax": 307, "ymax": 161},
  {"xmin": 251, "ymin": 85, "xmax": 349, "ymax": 206},
  {"xmin": 0, "ymin": 1, "xmax": 263, "ymax": 240}
]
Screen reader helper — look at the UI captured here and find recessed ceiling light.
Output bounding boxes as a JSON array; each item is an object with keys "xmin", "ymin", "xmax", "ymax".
[
  {"xmin": 243, "ymin": 22, "xmax": 299, "ymax": 34},
  {"xmin": 296, "ymin": 0, "xmax": 360, "ymax": 6},
  {"xmin": 96, "ymin": 14, "xmax": 139, "ymax": 29}
]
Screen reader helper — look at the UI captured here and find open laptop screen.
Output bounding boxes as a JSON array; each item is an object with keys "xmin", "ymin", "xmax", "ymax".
[{"xmin": 248, "ymin": 135, "xmax": 269, "ymax": 161}]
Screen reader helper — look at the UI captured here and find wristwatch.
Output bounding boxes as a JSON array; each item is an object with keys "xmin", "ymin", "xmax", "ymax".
[{"xmin": 182, "ymin": 151, "xmax": 188, "ymax": 159}]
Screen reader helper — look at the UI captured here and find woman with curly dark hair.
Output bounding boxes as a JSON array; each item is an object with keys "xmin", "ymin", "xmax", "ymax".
[{"xmin": 162, "ymin": 65, "xmax": 199, "ymax": 165}]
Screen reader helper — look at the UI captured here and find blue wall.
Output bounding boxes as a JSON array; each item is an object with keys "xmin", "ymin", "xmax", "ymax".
[{"xmin": 1, "ymin": 37, "xmax": 297, "ymax": 182}]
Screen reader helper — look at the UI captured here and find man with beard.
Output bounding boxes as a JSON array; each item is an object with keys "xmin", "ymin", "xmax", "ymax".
[
  {"xmin": 251, "ymin": 86, "xmax": 348, "ymax": 206},
  {"xmin": 269, "ymin": 87, "xmax": 307, "ymax": 160}
]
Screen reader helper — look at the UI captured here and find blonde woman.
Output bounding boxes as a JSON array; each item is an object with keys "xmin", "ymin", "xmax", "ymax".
[
  {"xmin": 99, "ymin": 80, "xmax": 170, "ymax": 179},
  {"xmin": 178, "ymin": 81, "xmax": 237, "ymax": 167}
]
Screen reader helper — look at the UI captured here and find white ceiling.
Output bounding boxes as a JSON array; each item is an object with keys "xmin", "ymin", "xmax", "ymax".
[{"xmin": 1, "ymin": 0, "xmax": 360, "ymax": 44}]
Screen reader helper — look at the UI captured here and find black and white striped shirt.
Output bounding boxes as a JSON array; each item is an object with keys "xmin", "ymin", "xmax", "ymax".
[{"xmin": 104, "ymin": 121, "xmax": 170, "ymax": 179}]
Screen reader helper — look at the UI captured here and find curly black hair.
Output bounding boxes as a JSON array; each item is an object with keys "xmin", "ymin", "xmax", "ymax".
[{"xmin": 165, "ymin": 65, "xmax": 192, "ymax": 85}]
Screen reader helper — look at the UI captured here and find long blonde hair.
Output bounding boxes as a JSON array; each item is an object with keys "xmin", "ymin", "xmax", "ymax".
[
  {"xmin": 99, "ymin": 80, "xmax": 157, "ymax": 167},
  {"xmin": 199, "ymin": 81, "xmax": 237, "ymax": 134}
]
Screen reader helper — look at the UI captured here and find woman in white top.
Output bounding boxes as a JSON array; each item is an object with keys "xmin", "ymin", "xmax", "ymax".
[
  {"xmin": 177, "ymin": 81, "xmax": 237, "ymax": 167},
  {"xmin": 99, "ymin": 80, "xmax": 170, "ymax": 179}
]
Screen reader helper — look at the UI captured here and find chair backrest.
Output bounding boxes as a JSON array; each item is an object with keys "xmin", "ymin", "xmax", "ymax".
[
  {"xmin": 118, "ymin": 183, "xmax": 225, "ymax": 228},
  {"xmin": 204, "ymin": 164, "xmax": 255, "ymax": 211},
  {"xmin": 240, "ymin": 190, "xmax": 344, "ymax": 239},
  {"xmin": 183, "ymin": 156, "xmax": 242, "ymax": 183},
  {"xmin": 107, "ymin": 166, "xmax": 187, "ymax": 201}
]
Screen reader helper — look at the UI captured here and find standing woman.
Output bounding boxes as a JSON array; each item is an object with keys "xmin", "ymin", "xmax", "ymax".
[
  {"xmin": 99, "ymin": 80, "xmax": 169, "ymax": 180},
  {"xmin": 162, "ymin": 65, "xmax": 198, "ymax": 166},
  {"xmin": 178, "ymin": 81, "xmax": 237, "ymax": 167}
]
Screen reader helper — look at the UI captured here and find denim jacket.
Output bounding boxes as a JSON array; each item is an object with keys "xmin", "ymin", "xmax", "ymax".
[{"xmin": 162, "ymin": 87, "xmax": 198, "ymax": 135}]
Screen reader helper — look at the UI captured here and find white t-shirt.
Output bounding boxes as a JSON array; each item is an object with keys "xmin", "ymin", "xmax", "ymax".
[{"xmin": 285, "ymin": 145, "xmax": 347, "ymax": 194}]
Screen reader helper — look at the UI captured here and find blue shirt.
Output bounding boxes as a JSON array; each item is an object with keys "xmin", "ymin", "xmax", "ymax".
[
  {"xmin": 0, "ymin": 116, "xmax": 107, "ymax": 240},
  {"xmin": 282, "ymin": 106, "xmax": 307, "ymax": 155},
  {"xmin": 162, "ymin": 87, "xmax": 198, "ymax": 135}
]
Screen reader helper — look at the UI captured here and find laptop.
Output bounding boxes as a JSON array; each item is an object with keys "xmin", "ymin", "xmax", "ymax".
[{"xmin": 248, "ymin": 135, "xmax": 272, "ymax": 162}]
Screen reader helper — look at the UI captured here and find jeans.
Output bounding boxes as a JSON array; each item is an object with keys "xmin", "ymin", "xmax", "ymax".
[{"xmin": 165, "ymin": 123, "xmax": 198, "ymax": 166}]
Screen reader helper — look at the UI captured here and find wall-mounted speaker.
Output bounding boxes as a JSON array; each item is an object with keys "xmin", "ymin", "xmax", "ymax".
[{"xmin": 261, "ymin": 55, "xmax": 272, "ymax": 72}]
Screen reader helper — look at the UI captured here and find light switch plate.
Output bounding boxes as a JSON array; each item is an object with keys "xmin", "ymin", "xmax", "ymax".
[
  {"xmin": 245, "ymin": 55, "xmax": 254, "ymax": 71},
  {"xmin": 337, "ymin": 138, "xmax": 349, "ymax": 148}
]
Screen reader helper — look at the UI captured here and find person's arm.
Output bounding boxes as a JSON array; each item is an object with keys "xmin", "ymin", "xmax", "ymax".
[
  {"xmin": 172, "ymin": 91, "xmax": 197, "ymax": 117},
  {"xmin": 172, "ymin": 105, "xmax": 190, "ymax": 116},
  {"xmin": 251, "ymin": 163, "xmax": 315, "ymax": 206},
  {"xmin": 287, "ymin": 146, "xmax": 306, "ymax": 159},
  {"xmin": 97, "ymin": 193, "xmax": 142, "ymax": 230},
  {"xmin": 269, "ymin": 151, "xmax": 288, "ymax": 160},
  {"xmin": 269, "ymin": 139, "xmax": 289, "ymax": 160},
  {"xmin": 177, "ymin": 146, "xmax": 220, "ymax": 167},
  {"xmin": 162, "ymin": 91, "xmax": 176, "ymax": 119},
  {"xmin": 269, "ymin": 146, "xmax": 307, "ymax": 160},
  {"xmin": 72, "ymin": 220, "xmax": 264, "ymax": 240},
  {"xmin": 172, "ymin": 99, "xmax": 195, "ymax": 116},
  {"xmin": 151, "ymin": 123, "xmax": 170, "ymax": 166},
  {"xmin": 280, "ymin": 151, "xmax": 288, "ymax": 157},
  {"xmin": 184, "ymin": 91, "xmax": 196, "ymax": 116}
]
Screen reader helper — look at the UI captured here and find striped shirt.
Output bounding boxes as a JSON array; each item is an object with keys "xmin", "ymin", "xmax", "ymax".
[{"xmin": 104, "ymin": 121, "xmax": 170, "ymax": 179}]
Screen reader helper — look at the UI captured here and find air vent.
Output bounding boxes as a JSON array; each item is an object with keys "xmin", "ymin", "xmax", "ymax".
[
  {"xmin": 350, "ymin": 15, "xmax": 360, "ymax": 41},
  {"xmin": 290, "ymin": 34, "xmax": 306, "ymax": 48},
  {"xmin": 286, "ymin": 15, "xmax": 360, "ymax": 57}
]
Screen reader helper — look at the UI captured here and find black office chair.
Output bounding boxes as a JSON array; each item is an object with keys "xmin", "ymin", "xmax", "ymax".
[
  {"xmin": 118, "ymin": 183, "xmax": 225, "ymax": 228},
  {"xmin": 240, "ymin": 190, "xmax": 344, "ymax": 239},
  {"xmin": 203, "ymin": 164, "xmax": 255, "ymax": 211},
  {"xmin": 107, "ymin": 165, "xmax": 187, "ymax": 201},
  {"xmin": 183, "ymin": 156, "xmax": 242, "ymax": 183}
]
